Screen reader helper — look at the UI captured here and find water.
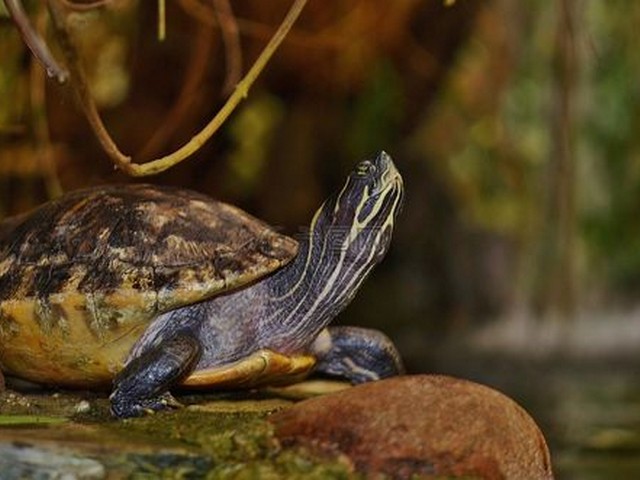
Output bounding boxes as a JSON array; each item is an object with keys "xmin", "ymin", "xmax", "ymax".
[
  {"xmin": 430, "ymin": 352, "xmax": 640, "ymax": 479},
  {"xmin": 544, "ymin": 366, "xmax": 640, "ymax": 479}
]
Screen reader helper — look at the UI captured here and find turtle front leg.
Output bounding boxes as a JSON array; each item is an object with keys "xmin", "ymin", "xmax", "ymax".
[
  {"xmin": 110, "ymin": 334, "xmax": 202, "ymax": 418},
  {"xmin": 310, "ymin": 326, "xmax": 404, "ymax": 384}
]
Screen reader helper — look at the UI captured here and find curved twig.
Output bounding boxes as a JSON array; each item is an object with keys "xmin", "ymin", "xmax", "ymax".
[
  {"xmin": 47, "ymin": 0, "xmax": 132, "ymax": 170},
  {"xmin": 46, "ymin": 0, "xmax": 308, "ymax": 177}
]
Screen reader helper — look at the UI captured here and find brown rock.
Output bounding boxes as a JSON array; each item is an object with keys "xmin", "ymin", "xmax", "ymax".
[{"xmin": 270, "ymin": 375, "xmax": 554, "ymax": 479}]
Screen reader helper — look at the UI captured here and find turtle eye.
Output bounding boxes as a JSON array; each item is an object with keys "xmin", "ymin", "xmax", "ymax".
[{"xmin": 355, "ymin": 160, "xmax": 375, "ymax": 177}]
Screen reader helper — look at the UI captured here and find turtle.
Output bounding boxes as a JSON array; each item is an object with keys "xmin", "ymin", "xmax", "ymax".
[{"xmin": 0, "ymin": 151, "xmax": 404, "ymax": 418}]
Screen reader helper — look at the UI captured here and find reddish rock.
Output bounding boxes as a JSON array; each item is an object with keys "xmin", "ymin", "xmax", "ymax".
[{"xmin": 270, "ymin": 375, "xmax": 553, "ymax": 479}]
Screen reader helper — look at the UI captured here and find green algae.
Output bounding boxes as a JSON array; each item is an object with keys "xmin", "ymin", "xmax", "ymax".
[
  {"xmin": 104, "ymin": 406, "xmax": 355, "ymax": 479},
  {"xmin": 0, "ymin": 388, "xmax": 354, "ymax": 478},
  {"xmin": 0, "ymin": 414, "xmax": 69, "ymax": 426},
  {"xmin": 107, "ymin": 409, "xmax": 277, "ymax": 459}
]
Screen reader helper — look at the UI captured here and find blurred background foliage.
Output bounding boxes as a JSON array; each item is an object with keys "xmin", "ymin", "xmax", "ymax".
[
  {"xmin": 4, "ymin": 1, "xmax": 640, "ymax": 475},
  {"xmin": 1, "ymin": 0, "xmax": 640, "ymax": 364}
]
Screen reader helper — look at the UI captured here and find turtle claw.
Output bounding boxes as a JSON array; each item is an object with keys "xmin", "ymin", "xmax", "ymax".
[
  {"xmin": 160, "ymin": 392, "xmax": 184, "ymax": 409},
  {"xmin": 110, "ymin": 391, "xmax": 183, "ymax": 418}
]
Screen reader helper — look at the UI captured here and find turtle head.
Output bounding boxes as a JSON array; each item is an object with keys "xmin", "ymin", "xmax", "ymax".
[
  {"xmin": 260, "ymin": 152, "xmax": 403, "ymax": 349},
  {"xmin": 311, "ymin": 151, "xmax": 403, "ymax": 263},
  {"xmin": 286, "ymin": 151, "xmax": 404, "ymax": 325}
]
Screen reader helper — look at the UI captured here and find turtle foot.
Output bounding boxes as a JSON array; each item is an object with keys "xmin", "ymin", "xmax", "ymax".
[
  {"xmin": 311, "ymin": 327, "xmax": 404, "ymax": 384},
  {"xmin": 110, "ymin": 391, "xmax": 183, "ymax": 418}
]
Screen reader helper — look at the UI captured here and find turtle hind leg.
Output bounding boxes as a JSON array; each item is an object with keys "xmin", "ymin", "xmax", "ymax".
[
  {"xmin": 110, "ymin": 334, "xmax": 202, "ymax": 418},
  {"xmin": 310, "ymin": 326, "xmax": 404, "ymax": 384}
]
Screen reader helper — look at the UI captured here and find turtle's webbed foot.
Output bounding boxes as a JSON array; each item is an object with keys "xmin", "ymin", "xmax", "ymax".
[
  {"xmin": 110, "ymin": 334, "xmax": 201, "ymax": 418},
  {"xmin": 311, "ymin": 326, "xmax": 404, "ymax": 384},
  {"xmin": 110, "ymin": 391, "xmax": 182, "ymax": 418}
]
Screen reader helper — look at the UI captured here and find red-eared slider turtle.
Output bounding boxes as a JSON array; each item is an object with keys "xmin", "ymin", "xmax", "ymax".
[{"xmin": 0, "ymin": 152, "xmax": 404, "ymax": 418}]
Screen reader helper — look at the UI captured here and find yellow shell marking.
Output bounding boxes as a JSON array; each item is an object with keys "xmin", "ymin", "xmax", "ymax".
[{"xmin": 181, "ymin": 350, "xmax": 316, "ymax": 388}]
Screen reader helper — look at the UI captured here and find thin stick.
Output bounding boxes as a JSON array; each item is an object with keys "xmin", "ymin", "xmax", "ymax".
[
  {"xmin": 32, "ymin": 3, "xmax": 63, "ymax": 198},
  {"xmin": 212, "ymin": 0, "xmax": 242, "ymax": 95},
  {"xmin": 135, "ymin": 0, "xmax": 307, "ymax": 176},
  {"xmin": 4, "ymin": 0, "xmax": 68, "ymax": 83},
  {"xmin": 47, "ymin": 0, "xmax": 133, "ymax": 171},
  {"xmin": 46, "ymin": 0, "xmax": 308, "ymax": 176},
  {"xmin": 158, "ymin": 0, "xmax": 166, "ymax": 41}
]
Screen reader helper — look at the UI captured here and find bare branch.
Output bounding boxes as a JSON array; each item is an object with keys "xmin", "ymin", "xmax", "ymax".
[
  {"xmin": 4, "ymin": 0, "xmax": 68, "ymax": 83},
  {"xmin": 46, "ymin": 0, "xmax": 133, "ymax": 172},
  {"xmin": 45, "ymin": 0, "xmax": 308, "ymax": 176}
]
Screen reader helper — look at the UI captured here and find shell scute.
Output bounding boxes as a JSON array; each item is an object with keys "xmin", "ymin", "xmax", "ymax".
[{"xmin": 0, "ymin": 184, "xmax": 297, "ymax": 301}]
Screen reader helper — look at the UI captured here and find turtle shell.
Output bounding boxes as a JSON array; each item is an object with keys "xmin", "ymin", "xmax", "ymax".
[{"xmin": 0, "ymin": 184, "xmax": 297, "ymax": 386}]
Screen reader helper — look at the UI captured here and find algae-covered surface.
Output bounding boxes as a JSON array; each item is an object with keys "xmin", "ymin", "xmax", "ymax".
[{"xmin": 0, "ymin": 384, "xmax": 356, "ymax": 479}]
